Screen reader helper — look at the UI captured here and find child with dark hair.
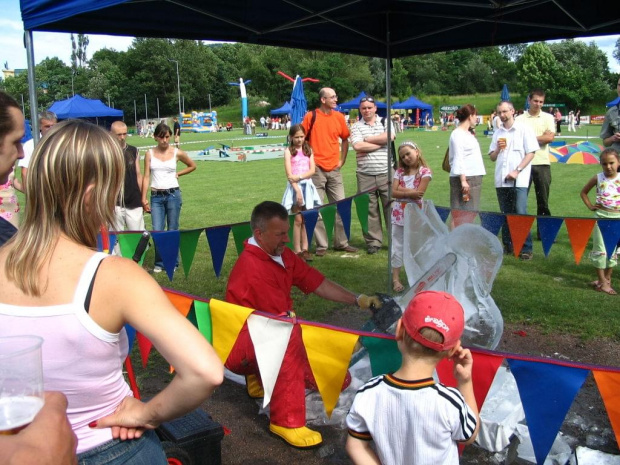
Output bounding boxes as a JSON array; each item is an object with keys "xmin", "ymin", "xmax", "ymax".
[{"xmin": 346, "ymin": 291, "xmax": 479, "ymax": 465}]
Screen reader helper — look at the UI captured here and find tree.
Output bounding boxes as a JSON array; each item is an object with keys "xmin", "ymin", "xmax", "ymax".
[
  {"xmin": 516, "ymin": 42, "xmax": 557, "ymax": 95},
  {"xmin": 614, "ymin": 37, "xmax": 620, "ymax": 65},
  {"xmin": 71, "ymin": 33, "xmax": 90, "ymax": 70}
]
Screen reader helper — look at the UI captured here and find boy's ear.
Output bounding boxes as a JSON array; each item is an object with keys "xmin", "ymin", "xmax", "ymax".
[
  {"xmin": 447, "ymin": 339, "xmax": 462, "ymax": 358},
  {"xmin": 395, "ymin": 319, "xmax": 405, "ymax": 341}
]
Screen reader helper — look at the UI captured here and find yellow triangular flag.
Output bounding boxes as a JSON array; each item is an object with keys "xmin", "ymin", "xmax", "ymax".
[
  {"xmin": 300, "ymin": 323, "xmax": 359, "ymax": 418},
  {"xmin": 209, "ymin": 299, "xmax": 255, "ymax": 363}
]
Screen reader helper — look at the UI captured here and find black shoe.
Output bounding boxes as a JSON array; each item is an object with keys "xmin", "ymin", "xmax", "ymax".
[
  {"xmin": 367, "ymin": 246, "xmax": 380, "ymax": 255},
  {"xmin": 519, "ymin": 252, "xmax": 533, "ymax": 261}
]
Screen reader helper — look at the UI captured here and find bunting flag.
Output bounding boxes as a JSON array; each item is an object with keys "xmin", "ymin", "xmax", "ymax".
[
  {"xmin": 320, "ymin": 205, "xmax": 337, "ymax": 245},
  {"xmin": 354, "ymin": 193, "xmax": 370, "ymax": 235},
  {"xmin": 124, "ymin": 324, "xmax": 136, "ymax": 353},
  {"xmin": 335, "ymin": 198, "xmax": 352, "ymax": 240},
  {"xmin": 537, "ymin": 217, "xmax": 564, "ymax": 257},
  {"xmin": 232, "ymin": 223, "xmax": 253, "ymax": 255},
  {"xmin": 592, "ymin": 370, "xmax": 620, "ymax": 448},
  {"xmin": 451, "ymin": 210, "xmax": 478, "ymax": 228},
  {"xmin": 302, "ymin": 209, "xmax": 319, "ymax": 247},
  {"xmin": 151, "ymin": 230, "xmax": 180, "ymax": 280},
  {"xmin": 435, "ymin": 206, "xmax": 451, "ymax": 224},
  {"xmin": 118, "ymin": 232, "xmax": 148, "ymax": 264},
  {"xmin": 208, "ymin": 299, "xmax": 254, "ymax": 363},
  {"xmin": 194, "ymin": 300, "xmax": 213, "ymax": 343},
  {"xmin": 596, "ymin": 219, "xmax": 620, "ymax": 259},
  {"xmin": 301, "ymin": 323, "xmax": 359, "ymax": 417},
  {"xmin": 186, "ymin": 303, "xmax": 198, "ymax": 328},
  {"xmin": 361, "ymin": 336, "xmax": 401, "ymax": 376},
  {"xmin": 179, "ymin": 229, "xmax": 203, "ymax": 277},
  {"xmin": 136, "ymin": 331, "xmax": 153, "ymax": 368},
  {"xmin": 565, "ymin": 218, "xmax": 597, "ymax": 264},
  {"xmin": 479, "ymin": 212, "xmax": 505, "ymax": 237},
  {"xmin": 206, "ymin": 226, "xmax": 230, "ymax": 277},
  {"xmin": 163, "ymin": 290, "xmax": 193, "ymax": 317},
  {"xmin": 107, "ymin": 234, "xmax": 117, "ymax": 255},
  {"xmin": 506, "ymin": 215, "xmax": 535, "ymax": 257},
  {"xmin": 287, "ymin": 214, "xmax": 295, "ymax": 247},
  {"xmin": 247, "ymin": 314, "xmax": 294, "ymax": 407},
  {"xmin": 507, "ymin": 359, "xmax": 589, "ymax": 465}
]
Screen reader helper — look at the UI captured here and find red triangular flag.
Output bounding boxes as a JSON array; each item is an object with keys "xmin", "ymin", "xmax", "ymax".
[
  {"xmin": 136, "ymin": 331, "xmax": 153, "ymax": 368},
  {"xmin": 506, "ymin": 215, "xmax": 535, "ymax": 257},
  {"xmin": 564, "ymin": 218, "xmax": 597, "ymax": 264}
]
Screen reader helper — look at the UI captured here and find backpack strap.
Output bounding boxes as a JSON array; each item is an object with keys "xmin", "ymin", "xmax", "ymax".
[{"xmin": 306, "ymin": 109, "xmax": 317, "ymax": 143}]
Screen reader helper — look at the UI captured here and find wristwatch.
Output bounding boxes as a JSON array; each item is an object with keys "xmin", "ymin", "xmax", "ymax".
[{"xmin": 516, "ymin": 166, "xmax": 523, "ymax": 173}]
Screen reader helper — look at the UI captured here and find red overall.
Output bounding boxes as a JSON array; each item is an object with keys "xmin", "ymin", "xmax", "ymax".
[{"xmin": 225, "ymin": 241, "xmax": 324, "ymax": 427}]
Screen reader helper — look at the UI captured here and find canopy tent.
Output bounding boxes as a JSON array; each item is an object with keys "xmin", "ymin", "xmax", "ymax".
[
  {"xmin": 393, "ymin": 96, "xmax": 433, "ymax": 126},
  {"xmin": 48, "ymin": 94, "xmax": 123, "ymax": 119},
  {"xmin": 270, "ymin": 101, "xmax": 291, "ymax": 116},
  {"xmin": 501, "ymin": 84, "xmax": 510, "ymax": 102},
  {"xmin": 339, "ymin": 92, "xmax": 387, "ymax": 110}
]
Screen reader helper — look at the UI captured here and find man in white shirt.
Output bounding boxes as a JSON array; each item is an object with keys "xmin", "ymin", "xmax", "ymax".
[
  {"xmin": 489, "ymin": 101, "xmax": 539, "ymax": 260},
  {"xmin": 16, "ymin": 110, "xmax": 57, "ymax": 191}
]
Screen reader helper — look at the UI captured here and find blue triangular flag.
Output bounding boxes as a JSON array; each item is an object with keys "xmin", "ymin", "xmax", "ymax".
[
  {"xmin": 479, "ymin": 212, "xmax": 505, "ymax": 237},
  {"xmin": 124, "ymin": 324, "xmax": 136, "ymax": 353},
  {"xmin": 435, "ymin": 206, "xmax": 450, "ymax": 223},
  {"xmin": 206, "ymin": 226, "xmax": 230, "ymax": 278},
  {"xmin": 596, "ymin": 219, "xmax": 620, "ymax": 259},
  {"xmin": 151, "ymin": 230, "xmax": 180, "ymax": 280},
  {"xmin": 302, "ymin": 209, "xmax": 319, "ymax": 247},
  {"xmin": 507, "ymin": 359, "xmax": 589, "ymax": 465},
  {"xmin": 537, "ymin": 217, "xmax": 564, "ymax": 257},
  {"xmin": 336, "ymin": 198, "xmax": 353, "ymax": 239}
]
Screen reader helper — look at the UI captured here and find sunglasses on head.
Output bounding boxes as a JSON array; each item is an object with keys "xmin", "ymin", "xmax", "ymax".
[{"xmin": 360, "ymin": 97, "xmax": 375, "ymax": 103}]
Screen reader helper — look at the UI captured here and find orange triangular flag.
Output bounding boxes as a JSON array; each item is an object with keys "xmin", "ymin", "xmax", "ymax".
[
  {"xmin": 506, "ymin": 215, "xmax": 535, "ymax": 257},
  {"xmin": 208, "ymin": 299, "xmax": 255, "ymax": 364},
  {"xmin": 564, "ymin": 218, "xmax": 596, "ymax": 264},
  {"xmin": 136, "ymin": 331, "xmax": 153, "ymax": 368},
  {"xmin": 593, "ymin": 370, "xmax": 620, "ymax": 448},
  {"xmin": 451, "ymin": 210, "xmax": 478, "ymax": 228},
  {"xmin": 300, "ymin": 324, "xmax": 359, "ymax": 418},
  {"xmin": 164, "ymin": 290, "xmax": 193, "ymax": 317}
]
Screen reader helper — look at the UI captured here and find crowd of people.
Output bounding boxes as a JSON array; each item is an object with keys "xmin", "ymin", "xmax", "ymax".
[{"xmin": 1, "ymin": 78, "xmax": 619, "ymax": 463}]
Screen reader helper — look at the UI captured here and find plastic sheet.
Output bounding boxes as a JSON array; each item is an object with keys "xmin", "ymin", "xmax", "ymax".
[{"xmin": 400, "ymin": 200, "xmax": 504, "ymax": 349}]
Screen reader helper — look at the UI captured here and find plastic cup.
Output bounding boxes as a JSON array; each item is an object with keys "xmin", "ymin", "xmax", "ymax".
[
  {"xmin": 0, "ymin": 336, "xmax": 44, "ymax": 435},
  {"xmin": 498, "ymin": 137, "xmax": 506, "ymax": 148}
]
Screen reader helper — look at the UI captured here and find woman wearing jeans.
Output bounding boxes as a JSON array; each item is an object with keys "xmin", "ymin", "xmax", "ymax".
[{"xmin": 142, "ymin": 123, "xmax": 196, "ymax": 273}]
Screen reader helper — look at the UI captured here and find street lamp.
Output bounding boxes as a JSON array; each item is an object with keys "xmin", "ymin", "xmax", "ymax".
[{"xmin": 168, "ymin": 59, "xmax": 182, "ymax": 116}]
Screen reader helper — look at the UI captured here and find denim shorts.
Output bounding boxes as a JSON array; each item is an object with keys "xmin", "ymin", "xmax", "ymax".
[{"xmin": 77, "ymin": 429, "xmax": 167, "ymax": 465}]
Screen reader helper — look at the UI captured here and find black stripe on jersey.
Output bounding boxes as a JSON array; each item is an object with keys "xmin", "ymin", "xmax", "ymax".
[
  {"xmin": 348, "ymin": 429, "xmax": 373, "ymax": 441},
  {"xmin": 355, "ymin": 375, "xmax": 384, "ymax": 394},
  {"xmin": 434, "ymin": 384, "xmax": 477, "ymax": 439}
]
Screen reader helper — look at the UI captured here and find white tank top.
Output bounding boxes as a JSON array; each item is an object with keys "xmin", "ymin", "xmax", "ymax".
[
  {"xmin": 0, "ymin": 253, "xmax": 132, "ymax": 453},
  {"xmin": 150, "ymin": 148, "xmax": 179, "ymax": 189}
]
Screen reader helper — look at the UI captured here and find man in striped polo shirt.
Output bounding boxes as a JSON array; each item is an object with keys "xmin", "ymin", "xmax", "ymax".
[{"xmin": 350, "ymin": 96, "xmax": 395, "ymax": 254}]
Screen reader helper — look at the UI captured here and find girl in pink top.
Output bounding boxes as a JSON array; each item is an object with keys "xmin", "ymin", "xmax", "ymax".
[
  {"xmin": 391, "ymin": 141, "xmax": 432, "ymax": 293},
  {"xmin": 282, "ymin": 124, "xmax": 321, "ymax": 261},
  {"xmin": 580, "ymin": 148, "xmax": 620, "ymax": 295},
  {"xmin": 0, "ymin": 121, "xmax": 223, "ymax": 463}
]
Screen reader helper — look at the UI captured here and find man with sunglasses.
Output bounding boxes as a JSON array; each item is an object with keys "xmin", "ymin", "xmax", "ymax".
[
  {"xmin": 350, "ymin": 96, "xmax": 395, "ymax": 254},
  {"xmin": 302, "ymin": 87, "xmax": 357, "ymax": 256}
]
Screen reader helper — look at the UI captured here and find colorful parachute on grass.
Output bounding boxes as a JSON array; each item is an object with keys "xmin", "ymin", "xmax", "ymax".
[{"xmin": 549, "ymin": 140, "xmax": 603, "ymax": 164}]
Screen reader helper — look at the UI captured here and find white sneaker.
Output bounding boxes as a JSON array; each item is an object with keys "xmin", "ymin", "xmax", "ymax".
[{"xmin": 153, "ymin": 266, "xmax": 163, "ymax": 273}]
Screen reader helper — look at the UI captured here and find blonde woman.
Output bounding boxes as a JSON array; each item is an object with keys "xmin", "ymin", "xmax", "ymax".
[{"xmin": 0, "ymin": 120, "xmax": 222, "ymax": 464}]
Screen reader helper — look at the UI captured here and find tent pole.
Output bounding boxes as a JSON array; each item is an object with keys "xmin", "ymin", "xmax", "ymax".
[
  {"xmin": 24, "ymin": 30, "xmax": 39, "ymax": 143},
  {"xmin": 385, "ymin": 17, "xmax": 393, "ymax": 296}
]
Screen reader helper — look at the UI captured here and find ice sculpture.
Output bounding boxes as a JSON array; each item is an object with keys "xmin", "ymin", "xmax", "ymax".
[{"xmin": 399, "ymin": 200, "xmax": 504, "ymax": 350}]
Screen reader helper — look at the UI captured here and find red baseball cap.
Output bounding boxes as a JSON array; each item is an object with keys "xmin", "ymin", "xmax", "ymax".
[{"xmin": 402, "ymin": 291, "xmax": 464, "ymax": 351}]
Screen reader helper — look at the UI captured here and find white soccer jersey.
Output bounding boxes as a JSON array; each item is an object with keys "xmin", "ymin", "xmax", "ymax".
[{"xmin": 346, "ymin": 374, "xmax": 477, "ymax": 465}]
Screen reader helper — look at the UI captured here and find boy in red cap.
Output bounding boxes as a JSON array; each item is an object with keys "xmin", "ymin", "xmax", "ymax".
[{"xmin": 345, "ymin": 291, "xmax": 479, "ymax": 464}]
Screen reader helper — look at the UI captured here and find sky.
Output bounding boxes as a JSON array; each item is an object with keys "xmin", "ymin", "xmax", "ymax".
[{"xmin": 2, "ymin": 0, "xmax": 619, "ymax": 73}]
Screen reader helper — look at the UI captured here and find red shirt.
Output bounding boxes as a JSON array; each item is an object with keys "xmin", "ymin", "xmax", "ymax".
[{"xmin": 226, "ymin": 241, "xmax": 325, "ymax": 315}]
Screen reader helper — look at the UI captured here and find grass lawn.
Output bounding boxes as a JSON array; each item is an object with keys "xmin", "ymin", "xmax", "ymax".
[{"xmin": 122, "ymin": 121, "xmax": 620, "ymax": 342}]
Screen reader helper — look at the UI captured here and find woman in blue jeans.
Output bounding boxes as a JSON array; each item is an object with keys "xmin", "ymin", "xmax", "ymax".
[{"xmin": 142, "ymin": 123, "xmax": 196, "ymax": 273}]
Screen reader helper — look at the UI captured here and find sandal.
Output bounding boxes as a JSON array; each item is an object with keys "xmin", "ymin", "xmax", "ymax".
[
  {"xmin": 596, "ymin": 285, "xmax": 617, "ymax": 296},
  {"xmin": 392, "ymin": 280, "xmax": 405, "ymax": 293},
  {"xmin": 589, "ymin": 280, "xmax": 600, "ymax": 289}
]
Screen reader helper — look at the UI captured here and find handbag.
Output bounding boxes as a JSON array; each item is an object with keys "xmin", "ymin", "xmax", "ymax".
[{"xmin": 442, "ymin": 148, "xmax": 451, "ymax": 173}]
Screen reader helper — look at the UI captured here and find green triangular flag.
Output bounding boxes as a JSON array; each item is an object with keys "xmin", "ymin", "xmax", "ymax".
[
  {"xmin": 361, "ymin": 336, "xmax": 401, "ymax": 376},
  {"xmin": 186, "ymin": 303, "xmax": 198, "ymax": 328},
  {"xmin": 179, "ymin": 229, "xmax": 203, "ymax": 277},
  {"xmin": 287, "ymin": 214, "xmax": 295, "ymax": 249},
  {"xmin": 118, "ymin": 233, "xmax": 147, "ymax": 265},
  {"xmin": 232, "ymin": 223, "xmax": 253, "ymax": 255},
  {"xmin": 320, "ymin": 205, "xmax": 337, "ymax": 245},
  {"xmin": 354, "ymin": 193, "xmax": 370, "ymax": 235},
  {"xmin": 194, "ymin": 300, "xmax": 213, "ymax": 343}
]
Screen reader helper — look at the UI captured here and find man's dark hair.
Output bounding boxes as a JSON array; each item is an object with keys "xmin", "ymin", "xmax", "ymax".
[
  {"xmin": 529, "ymin": 89, "xmax": 546, "ymax": 100},
  {"xmin": 251, "ymin": 201, "xmax": 288, "ymax": 232},
  {"xmin": 0, "ymin": 91, "xmax": 20, "ymax": 141}
]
